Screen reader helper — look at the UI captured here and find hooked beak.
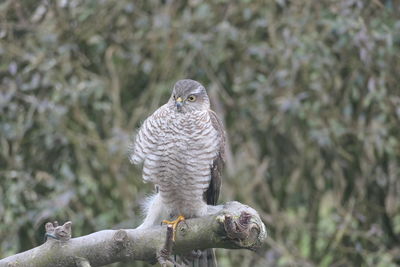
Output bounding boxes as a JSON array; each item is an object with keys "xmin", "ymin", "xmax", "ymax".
[{"xmin": 175, "ymin": 97, "xmax": 183, "ymax": 111}]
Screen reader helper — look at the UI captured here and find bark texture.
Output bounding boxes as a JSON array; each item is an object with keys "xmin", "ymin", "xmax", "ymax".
[{"xmin": 0, "ymin": 202, "xmax": 267, "ymax": 267}]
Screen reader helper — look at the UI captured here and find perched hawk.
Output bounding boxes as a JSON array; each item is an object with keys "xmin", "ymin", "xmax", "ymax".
[{"xmin": 130, "ymin": 79, "xmax": 225, "ymax": 266}]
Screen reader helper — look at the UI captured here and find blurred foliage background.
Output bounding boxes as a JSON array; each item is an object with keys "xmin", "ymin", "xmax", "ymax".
[{"xmin": 1, "ymin": 0, "xmax": 400, "ymax": 266}]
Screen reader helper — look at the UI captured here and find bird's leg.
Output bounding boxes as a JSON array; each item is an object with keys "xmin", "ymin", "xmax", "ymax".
[{"xmin": 162, "ymin": 215, "xmax": 185, "ymax": 241}]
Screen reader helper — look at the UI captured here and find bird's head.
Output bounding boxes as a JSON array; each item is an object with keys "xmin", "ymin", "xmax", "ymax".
[{"xmin": 169, "ymin": 79, "xmax": 210, "ymax": 113}]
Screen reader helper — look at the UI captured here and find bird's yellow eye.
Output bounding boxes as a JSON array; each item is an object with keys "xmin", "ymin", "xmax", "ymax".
[{"xmin": 187, "ymin": 95, "xmax": 196, "ymax": 102}]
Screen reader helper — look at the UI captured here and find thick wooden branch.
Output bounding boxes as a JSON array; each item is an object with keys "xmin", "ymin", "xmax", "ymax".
[{"xmin": 0, "ymin": 201, "xmax": 267, "ymax": 267}]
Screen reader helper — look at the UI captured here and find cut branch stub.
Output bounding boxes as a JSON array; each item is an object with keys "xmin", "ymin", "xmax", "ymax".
[
  {"xmin": 75, "ymin": 257, "xmax": 92, "ymax": 267},
  {"xmin": 45, "ymin": 221, "xmax": 72, "ymax": 241},
  {"xmin": 224, "ymin": 212, "xmax": 251, "ymax": 241},
  {"xmin": 113, "ymin": 229, "xmax": 128, "ymax": 250},
  {"xmin": 218, "ymin": 202, "xmax": 266, "ymax": 251}
]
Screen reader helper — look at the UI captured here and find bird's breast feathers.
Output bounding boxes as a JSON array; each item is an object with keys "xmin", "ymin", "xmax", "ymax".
[{"xmin": 136, "ymin": 106, "xmax": 220, "ymax": 188}]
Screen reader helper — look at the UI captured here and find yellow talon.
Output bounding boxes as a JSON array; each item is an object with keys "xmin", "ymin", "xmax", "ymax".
[{"xmin": 162, "ymin": 215, "xmax": 185, "ymax": 241}]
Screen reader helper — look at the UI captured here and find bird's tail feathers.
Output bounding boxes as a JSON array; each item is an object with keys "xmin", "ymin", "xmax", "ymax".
[{"xmin": 180, "ymin": 248, "xmax": 217, "ymax": 267}]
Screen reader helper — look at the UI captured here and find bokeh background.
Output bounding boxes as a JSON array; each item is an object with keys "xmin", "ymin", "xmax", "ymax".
[{"xmin": 1, "ymin": 0, "xmax": 400, "ymax": 266}]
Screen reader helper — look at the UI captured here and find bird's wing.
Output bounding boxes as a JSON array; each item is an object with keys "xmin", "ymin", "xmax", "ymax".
[
  {"xmin": 204, "ymin": 110, "xmax": 226, "ymax": 205},
  {"xmin": 129, "ymin": 104, "xmax": 168, "ymax": 166}
]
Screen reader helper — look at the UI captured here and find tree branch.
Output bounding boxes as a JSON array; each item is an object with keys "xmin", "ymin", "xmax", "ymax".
[{"xmin": 0, "ymin": 201, "xmax": 267, "ymax": 267}]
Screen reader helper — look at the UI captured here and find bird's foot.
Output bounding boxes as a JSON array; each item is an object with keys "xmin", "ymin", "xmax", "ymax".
[{"xmin": 162, "ymin": 215, "xmax": 185, "ymax": 241}]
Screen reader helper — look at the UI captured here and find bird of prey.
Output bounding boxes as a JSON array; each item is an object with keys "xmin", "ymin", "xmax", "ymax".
[{"xmin": 130, "ymin": 79, "xmax": 225, "ymax": 266}]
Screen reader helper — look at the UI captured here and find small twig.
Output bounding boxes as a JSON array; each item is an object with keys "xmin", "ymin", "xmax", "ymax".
[
  {"xmin": 164, "ymin": 225, "xmax": 174, "ymax": 254},
  {"xmin": 157, "ymin": 225, "xmax": 176, "ymax": 267}
]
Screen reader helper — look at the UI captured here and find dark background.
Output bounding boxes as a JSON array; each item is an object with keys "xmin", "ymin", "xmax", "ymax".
[{"xmin": 1, "ymin": 0, "xmax": 400, "ymax": 266}]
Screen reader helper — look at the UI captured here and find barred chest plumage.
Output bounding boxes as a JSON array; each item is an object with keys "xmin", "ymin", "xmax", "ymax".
[{"xmin": 137, "ymin": 106, "xmax": 220, "ymax": 218}]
